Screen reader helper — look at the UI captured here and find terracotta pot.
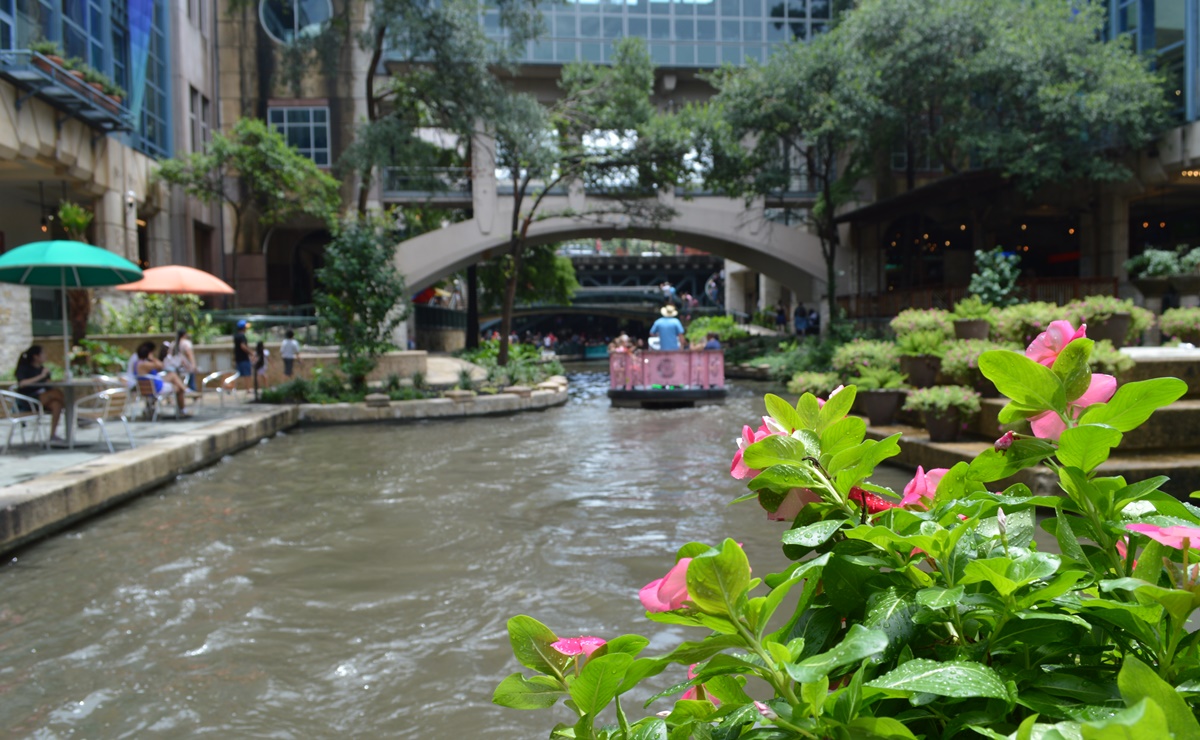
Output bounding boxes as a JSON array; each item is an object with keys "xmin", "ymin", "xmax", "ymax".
[
  {"xmin": 924, "ymin": 411, "xmax": 962, "ymax": 442},
  {"xmin": 1087, "ymin": 312, "xmax": 1132, "ymax": 348},
  {"xmin": 47, "ymin": 55, "xmax": 64, "ymax": 67},
  {"xmin": 1132, "ymin": 277, "xmax": 1171, "ymax": 300},
  {"xmin": 1170, "ymin": 274, "xmax": 1200, "ymax": 297},
  {"xmin": 953, "ymin": 319, "xmax": 990, "ymax": 340},
  {"xmin": 859, "ymin": 389, "xmax": 904, "ymax": 427},
  {"xmin": 900, "ymin": 354, "xmax": 941, "ymax": 388}
]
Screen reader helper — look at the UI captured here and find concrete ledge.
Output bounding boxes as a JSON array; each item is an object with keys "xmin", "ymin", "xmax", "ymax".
[
  {"xmin": 0, "ymin": 406, "xmax": 298, "ymax": 554},
  {"xmin": 297, "ymin": 384, "xmax": 569, "ymax": 424}
]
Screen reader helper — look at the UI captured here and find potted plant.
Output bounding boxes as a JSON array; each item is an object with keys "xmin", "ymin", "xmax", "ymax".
[
  {"xmin": 1089, "ymin": 338, "xmax": 1136, "ymax": 379},
  {"xmin": 1160, "ymin": 307, "xmax": 1200, "ymax": 345},
  {"xmin": 852, "ymin": 366, "xmax": 907, "ymax": 426},
  {"xmin": 29, "ymin": 40, "xmax": 64, "ymax": 69},
  {"xmin": 1124, "ymin": 248, "xmax": 1180, "ymax": 299},
  {"xmin": 994, "ymin": 301, "xmax": 1062, "ymax": 345},
  {"xmin": 785, "ymin": 371, "xmax": 839, "ymax": 398},
  {"xmin": 895, "ymin": 329, "xmax": 946, "ymax": 388},
  {"xmin": 1170, "ymin": 246, "xmax": 1200, "ymax": 296},
  {"xmin": 968, "ymin": 246, "xmax": 1022, "ymax": 307},
  {"xmin": 830, "ymin": 339, "xmax": 900, "ymax": 378},
  {"xmin": 902, "ymin": 383, "xmax": 981, "ymax": 442},
  {"xmin": 888, "ymin": 308, "xmax": 954, "ymax": 340},
  {"xmin": 940, "ymin": 338, "xmax": 1019, "ymax": 396},
  {"xmin": 950, "ymin": 295, "xmax": 994, "ymax": 339},
  {"xmin": 80, "ymin": 65, "xmax": 106, "ymax": 95},
  {"xmin": 1065, "ymin": 295, "xmax": 1154, "ymax": 348}
]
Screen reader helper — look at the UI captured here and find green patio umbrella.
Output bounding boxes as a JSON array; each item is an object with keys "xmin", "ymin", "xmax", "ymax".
[{"xmin": 0, "ymin": 240, "xmax": 143, "ymax": 380}]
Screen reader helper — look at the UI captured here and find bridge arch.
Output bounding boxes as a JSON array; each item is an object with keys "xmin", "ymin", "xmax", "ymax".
[{"xmin": 394, "ymin": 198, "xmax": 827, "ymax": 295}]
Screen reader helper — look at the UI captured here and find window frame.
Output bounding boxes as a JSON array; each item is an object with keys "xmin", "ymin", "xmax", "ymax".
[{"xmin": 267, "ymin": 105, "xmax": 332, "ymax": 167}]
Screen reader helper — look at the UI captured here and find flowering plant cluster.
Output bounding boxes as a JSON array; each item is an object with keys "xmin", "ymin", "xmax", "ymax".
[
  {"xmin": 496, "ymin": 318, "xmax": 1196, "ymax": 738},
  {"xmin": 890, "ymin": 308, "xmax": 954, "ymax": 340},
  {"xmin": 1065, "ymin": 296, "xmax": 1155, "ymax": 343},
  {"xmin": 941, "ymin": 339, "xmax": 1021, "ymax": 386},
  {"xmin": 1161, "ymin": 307, "xmax": 1200, "ymax": 343},
  {"xmin": 831, "ymin": 339, "xmax": 900, "ymax": 378}
]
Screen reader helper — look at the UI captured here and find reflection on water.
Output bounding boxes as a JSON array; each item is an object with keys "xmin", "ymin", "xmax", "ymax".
[{"xmin": 0, "ymin": 369, "xmax": 912, "ymax": 737}]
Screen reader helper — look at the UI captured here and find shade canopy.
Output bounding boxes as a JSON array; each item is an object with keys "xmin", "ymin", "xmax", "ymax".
[
  {"xmin": 0, "ymin": 240, "xmax": 143, "ymax": 287},
  {"xmin": 115, "ymin": 265, "xmax": 234, "ymax": 295}
]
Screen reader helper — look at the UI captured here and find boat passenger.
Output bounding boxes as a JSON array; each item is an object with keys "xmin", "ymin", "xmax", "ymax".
[
  {"xmin": 649, "ymin": 305, "xmax": 685, "ymax": 351},
  {"xmin": 704, "ymin": 332, "xmax": 722, "ymax": 350}
]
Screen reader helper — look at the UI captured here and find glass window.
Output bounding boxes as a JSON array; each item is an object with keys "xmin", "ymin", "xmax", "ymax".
[
  {"xmin": 743, "ymin": 20, "xmax": 761, "ymax": 40},
  {"xmin": 555, "ymin": 40, "xmax": 574, "ymax": 58},
  {"xmin": 742, "ymin": 0, "xmax": 761, "ymax": 16},
  {"xmin": 582, "ymin": 41, "xmax": 602, "ymax": 60},
  {"xmin": 268, "ymin": 106, "xmax": 331, "ymax": 166},
  {"xmin": 581, "ymin": 15, "xmax": 600, "ymax": 36},
  {"xmin": 719, "ymin": 0, "xmax": 739, "ymax": 13},
  {"xmin": 696, "ymin": 43, "xmax": 716, "ymax": 65},
  {"xmin": 650, "ymin": 17, "xmax": 669, "ymax": 38},
  {"xmin": 721, "ymin": 20, "xmax": 739, "ymax": 40},
  {"xmin": 533, "ymin": 40, "xmax": 554, "ymax": 60},
  {"xmin": 137, "ymin": 0, "xmax": 169, "ymax": 158},
  {"xmin": 1154, "ymin": 0, "xmax": 1184, "ymax": 50},
  {"xmin": 260, "ymin": 0, "xmax": 332, "ymax": 44},
  {"xmin": 650, "ymin": 42, "xmax": 670, "ymax": 64},
  {"xmin": 555, "ymin": 14, "xmax": 575, "ymax": 36},
  {"xmin": 809, "ymin": 0, "xmax": 830, "ymax": 18},
  {"xmin": 721, "ymin": 44, "xmax": 742, "ymax": 64},
  {"xmin": 603, "ymin": 17, "xmax": 622, "ymax": 37},
  {"xmin": 676, "ymin": 19, "xmax": 694, "ymax": 39},
  {"xmin": 628, "ymin": 17, "xmax": 647, "ymax": 36},
  {"xmin": 697, "ymin": 19, "xmax": 715, "ymax": 39},
  {"xmin": 675, "ymin": 45, "xmax": 694, "ymax": 64},
  {"xmin": 0, "ymin": 0, "xmax": 12, "ymax": 50}
]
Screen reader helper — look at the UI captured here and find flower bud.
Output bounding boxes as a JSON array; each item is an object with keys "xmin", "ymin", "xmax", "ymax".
[
  {"xmin": 997, "ymin": 507, "xmax": 1007, "ymax": 536},
  {"xmin": 994, "ymin": 431, "xmax": 1015, "ymax": 452},
  {"xmin": 754, "ymin": 701, "xmax": 778, "ymax": 720}
]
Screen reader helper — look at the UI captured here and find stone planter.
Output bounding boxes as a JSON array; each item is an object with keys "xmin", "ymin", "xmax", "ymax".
[
  {"xmin": 1132, "ymin": 277, "xmax": 1172, "ymax": 300},
  {"xmin": 900, "ymin": 354, "xmax": 941, "ymax": 388},
  {"xmin": 924, "ymin": 411, "xmax": 962, "ymax": 443},
  {"xmin": 859, "ymin": 389, "xmax": 904, "ymax": 427},
  {"xmin": 953, "ymin": 319, "xmax": 990, "ymax": 340},
  {"xmin": 1170, "ymin": 273, "xmax": 1200, "ymax": 297},
  {"xmin": 1087, "ymin": 312, "xmax": 1132, "ymax": 348}
]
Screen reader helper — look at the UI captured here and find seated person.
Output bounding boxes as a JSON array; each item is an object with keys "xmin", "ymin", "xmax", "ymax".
[
  {"xmin": 135, "ymin": 341, "xmax": 190, "ymax": 416},
  {"xmin": 704, "ymin": 332, "xmax": 722, "ymax": 350},
  {"xmin": 649, "ymin": 305, "xmax": 686, "ymax": 351},
  {"xmin": 13, "ymin": 344, "xmax": 65, "ymax": 444}
]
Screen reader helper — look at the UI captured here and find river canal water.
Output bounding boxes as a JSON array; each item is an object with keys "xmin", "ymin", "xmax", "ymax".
[{"xmin": 0, "ymin": 369, "xmax": 912, "ymax": 738}]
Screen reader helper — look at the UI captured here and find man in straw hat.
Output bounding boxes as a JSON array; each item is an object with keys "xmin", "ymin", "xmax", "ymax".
[{"xmin": 649, "ymin": 304, "xmax": 686, "ymax": 351}]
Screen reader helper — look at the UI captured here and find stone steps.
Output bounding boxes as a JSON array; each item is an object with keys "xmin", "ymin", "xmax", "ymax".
[{"xmin": 974, "ymin": 398, "xmax": 1200, "ymax": 451}]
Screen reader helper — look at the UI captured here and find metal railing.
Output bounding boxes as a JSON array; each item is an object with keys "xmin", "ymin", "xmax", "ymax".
[
  {"xmin": 0, "ymin": 50, "xmax": 132, "ymax": 132},
  {"xmin": 381, "ymin": 167, "xmax": 472, "ymax": 199},
  {"xmin": 837, "ymin": 277, "xmax": 1120, "ymax": 319}
]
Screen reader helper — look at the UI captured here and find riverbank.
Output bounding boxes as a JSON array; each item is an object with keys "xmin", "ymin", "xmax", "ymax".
[{"xmin": 0, "ymin": 378, "xmax": 569, "ymax": 555}]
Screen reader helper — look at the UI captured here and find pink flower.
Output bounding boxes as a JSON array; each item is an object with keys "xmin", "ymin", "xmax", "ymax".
[
  {"xmin": 994, "ymin": 431, "xmax": 1015, "ymax": 452},
  {"xmin": 730, "ymin": 417, "xmax": 788, "ymax": 480},
  {"xmin": 816, "ymin": 385, "xmax": 845, "ymax": 409},
  {"xmin": 639, "ymin": 557, "xmax": 692, "ymax": 612},
  {"xmin": 754, "ymin": 701, "xmax": 778, "ymax": 720},
  {"xmin": 767, "ymin": 488, "xmax": 821, "ymax": 521},
  {"xmin": 1126, "ymin": 523, "xmax": 1200, "ymax": 550},
  {"xmin": 1029, "ymin": 374, "xmax": 1117, "ymax": 440},
  {"xmin": 849, "ymin": 486, "xmax": 900, "ymax": 514},
  {"xmin": 899, "ymin": 466, "xmax": 949, "ymax": 509},
  {"xmin": 551, "ymin": 636, "xmax": 606, "ymax": 657},
  {"xmin": 1025, "ymin": 320, "xmax": 1087, "ymax": 367},
  {"xmin": 681, "ymin": 664, "xmax": 720, "ymax": 705}
]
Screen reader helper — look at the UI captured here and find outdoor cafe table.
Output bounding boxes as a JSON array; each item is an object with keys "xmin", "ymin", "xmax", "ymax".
[{"xmin": 43, "ymin": 378, "xmax": 102, "ymax": 449}]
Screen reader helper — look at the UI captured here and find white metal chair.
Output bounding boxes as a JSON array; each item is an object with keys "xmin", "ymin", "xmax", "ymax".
[
  {"xmin": 204, "ymin": 371, "xmax": 240, "ymax": 407},
  {"xmin": 0, "ymin": 389, "xmax": 47, "ymax": 453},
  {"xmin": 74, "ymin": 388, "xmax": 136, "ymax": 453}
]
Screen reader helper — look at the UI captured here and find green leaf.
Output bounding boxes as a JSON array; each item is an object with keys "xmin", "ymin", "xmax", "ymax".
[
  {"xmin": 978, "ymin": 350, "xmax": 1066, "ymax": 414},
  {"xmin": 600, "ymin": 635, "xmax": 649, "ymax": 658},
  {"xmin": 968, "ymin": 438, "xmax": 1058, "ymax": 483},
  {"xmin": 1117, "ymin": 655, "xmax": 1200, "ymax": 738},
  {"xmin": 507, "ymin": 615, "xmax": 568, "ymax": 675},
  {"xmin": 493, "ymin": 672, "xmax": 565, "ymax": 709},
  {"xmin": 569, "ymin": 653, "xmax": 634, "ymax": 716},
  {"xmin": 1080, "ymin": 697, "xmax": 1169, "ymax": 739},
  {"xmin": 781, "ymin": 520, "xmax": 845, "ymax": 548},
  {"xmin": 1079, "ymin": 378, "xmax": 1188, "ymax": 433},
  {"xmin": 820, "ymin": 416, "xmax": 868, "ymax": 461},
  {"xmin": 797, "ymin": 393, "xmax": 822, "ymax": 430},
  {"xmin": 866, "ymin": 659, "xmax": 1010, "ymax": 700},
  {"xmin": 627, "ymin": 718, "xmax": 668, "ymax": 740},
  {"xmin": 847, "ymin": 716, "xmax": 919, "ymax": 739},
  {"xmin": 962, "ymin": 553, "xmax": 1060, "ymax": 597},
  {"xmin": 1130, "ymin": 540, "xmax": 1165, "ymax": 584},
  {"xmin": 818, "ymin": 385, "xmax": 857, "ymax": 431},
  {"xmin": 1100, "ymin": 578, "xmax": 1196, "ymax": 625},
  {"xmin": 1052, "ymin": 338, "xmax": 1094, "ymax": 403},
  {"xmin": 686, "ymin": 539, "xmax": 752, "ymax": 618},
  {"xmin": 1057, "ymin": 424, "xmax": 1123, "ymax": 472},
  {"xmin": 765, "ymin": 393, "xmax": 805, "ymax": 433},
  {"xmin": 748, "ymin": 464, "xmax": 821, "ymax": 493},
  {"xmin": 800, "ymin": 675, "xmax": 829, "ymax": 716},
  {"xmin": 1048, "ymin": 507, "xmax": 1087, "ymax": 565},
  {"xmin": 662, "ymin": 634, "xmax": 745, "ymax": 664},
  {"xmin": 742, "ymin": 435, "xmax": 811, "ymax": 470},
  {"xmin": 916, "ymin": 585, "xmax": 965, "ymax": 609},
  {"xmin": 784, "ymin": 625, "xmax": 889, "ymax": 684}
]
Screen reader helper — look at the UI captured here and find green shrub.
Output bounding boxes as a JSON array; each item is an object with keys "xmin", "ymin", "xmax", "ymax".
[
  {"xmin": 685, "ymin": 315, "xmax": 749, "ymax": 345},
  {"xmin": 950, "ymin": 294, "xmax": 995, "ymax": 322},
  {"xmin": 994, "ymin": 301, "xmax": 1060, "ymax": 345},
  {"xmin": 853, "ymin": 366, "xmax": 907, "ymax": 390},
  {"xmin": 831, "ymin": 339, "xmax": 899, "ymax": 377},
  {"xmin": 902, "ymin": 384, "xmax": 981, "ymax": 419},
  {"xmin": 1160, "ymin": 307, "xmax": 1200, "ymax": 341},
  {"xmin": 786, "ymin": 371, "xmax": 840, "ymax": 397},
  {"xmin": 1090, "ymin": 339, "xmax": 1135, "ymax": 376},
  {"xmin": 1124, "ymin": 248, "xmax": 1182, "ymax": 278},
  {"xmin": 969, "ymin": 247, "xmax": 1022, "ymax": 306},
  {"xmin": 260, "ymin": 378, "xmax": 313, "ymax": 404},
  {"xmin": 889, "ymin": 308, "xmax": 953, "ymax": 340},
  {"xmin": 941, "ymin": 339, "xmax": 1021, "ymax": 385},
  {"xmin": 895, "ymin": 329, "xmax": 948, "ymax": 358},
  {"xmin": 1064, "ymin": 295, "xmax": 1155, "ymax": 342}
]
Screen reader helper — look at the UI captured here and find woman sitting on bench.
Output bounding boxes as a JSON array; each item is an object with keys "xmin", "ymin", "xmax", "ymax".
[{"xmin": 135, "ymin": 341, "xmax": 190, "ymax": 417}]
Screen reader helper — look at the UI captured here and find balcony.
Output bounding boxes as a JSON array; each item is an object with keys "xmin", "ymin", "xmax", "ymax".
[
  {"xmin": 0, "ymin": 50, "xmax": 132, "ymax": 133},
  {"xmin": 381, "ymin": 166, "xmax": 472, "ymax": 205}
]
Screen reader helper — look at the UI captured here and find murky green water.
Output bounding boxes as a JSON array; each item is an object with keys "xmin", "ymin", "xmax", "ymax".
[{"xmin": 0, "ymin": 370, "xmax": 912, "ymax": 738}]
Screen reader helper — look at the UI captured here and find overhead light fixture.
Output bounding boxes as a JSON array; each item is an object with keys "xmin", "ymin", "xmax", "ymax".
[{"xmin": 40, "ymin": 216, "xmax": 48, "ymax": 233}]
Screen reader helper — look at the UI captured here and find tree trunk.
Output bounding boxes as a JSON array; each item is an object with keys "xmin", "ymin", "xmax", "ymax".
[
  {"xmin": 497, "ymin": 242, "xmax": 523, "ymax": 367},
  {"xmin": 466, "ymin": 263, "xmax": 479, "ymax": 350},
  {"xmin": 357, "ymin": 26, "xmax": 386, "ymax": 215},
  {"xmin": 67, "ymin": 289, "xmax": 90, "ymax": 346},
  {"xmin": 824, "ymin": 237, "xmax": 838, "ymax": 336}
]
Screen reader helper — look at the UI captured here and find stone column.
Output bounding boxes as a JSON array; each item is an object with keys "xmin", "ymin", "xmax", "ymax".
[
  {"xmin": 471, "ymin": 125, "xmax": 498, "ymax": 236},
  {"xmin": 148, "ymin": 210, "xmax": 172, "ymax": 266},
  {"xmin": 0, "ymin": 284, "xmax": 32, "ymax": 372},
  {"xmin": 95, "ymin": 190, "xmax": 129, "ymax": 260}
]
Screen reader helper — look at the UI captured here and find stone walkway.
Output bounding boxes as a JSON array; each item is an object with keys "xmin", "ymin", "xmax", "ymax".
[{"xmin": 425, "ymin": 354, "xmax": 488, "ymax": 387}]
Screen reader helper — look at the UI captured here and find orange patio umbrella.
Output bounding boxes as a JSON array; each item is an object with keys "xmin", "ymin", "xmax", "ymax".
[{"xmin": 115, "ymin": 265, "xmax": 234, "ymax": 295}]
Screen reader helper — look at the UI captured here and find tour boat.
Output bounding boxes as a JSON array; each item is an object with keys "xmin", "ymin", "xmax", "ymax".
[{"xmin": 607, "ymin": 349, "xmax": 727, "ymax": 408}]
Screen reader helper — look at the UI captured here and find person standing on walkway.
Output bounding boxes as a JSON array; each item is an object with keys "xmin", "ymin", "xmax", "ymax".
[
  {"xmin": 233, "ymin": 320, "xmax": 255, "ymax": 393},
  {"xmin": 794, "ymin": 304, "xmax": 809, "ymax": 336},
  {"xmin": 775, "ymin": 303, "xmax": 788, "ymax": 333},
  {"xmin": 280, "ymin": 330, "xmax": 301, "ymax": 379},
  {"xmin": 649, "ymin": 304, "xmax": 686, "ymax": 351}
]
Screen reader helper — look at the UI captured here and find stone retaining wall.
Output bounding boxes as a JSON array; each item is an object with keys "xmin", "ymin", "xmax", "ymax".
[{"xmin": 299, "ymin": 378, "xmax": 569, "ymax": 424}]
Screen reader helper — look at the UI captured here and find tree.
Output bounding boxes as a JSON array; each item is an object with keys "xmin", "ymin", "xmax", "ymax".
[
  {"xmin": 705, "ymin": 30, "xmax": 878, "ymax": 325},
  {"xmin": 477, "ymin": 245, "xmax": 579, "ymax": 313},
  {"xmin": 314, "ymin": 212, "xmax": 408, "ymax": 390},
  {"xmin": 488, "ymin": 37, "xmax": 690, "ymax": 364},
  {"xmin": 155, "ymin": 118, "xmax": 342, "ymax": 302},
  {"xmin": 56, "ymin": 201, "xmax": 96, "ymax": 345}
]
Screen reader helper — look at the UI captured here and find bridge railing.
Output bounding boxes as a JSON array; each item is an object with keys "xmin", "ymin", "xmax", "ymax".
[
  {"xmin": 609, "ymin": 350, "xmax": 725, "ymax": 390},
  {"xmin": 381, "ymin": 167, "xmax": 472, "ymax": 199}
]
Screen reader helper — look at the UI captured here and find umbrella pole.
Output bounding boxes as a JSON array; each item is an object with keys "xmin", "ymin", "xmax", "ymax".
[{"xmin": 60, "ymin": 275, "xmax": 72, "ymax": 381}]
